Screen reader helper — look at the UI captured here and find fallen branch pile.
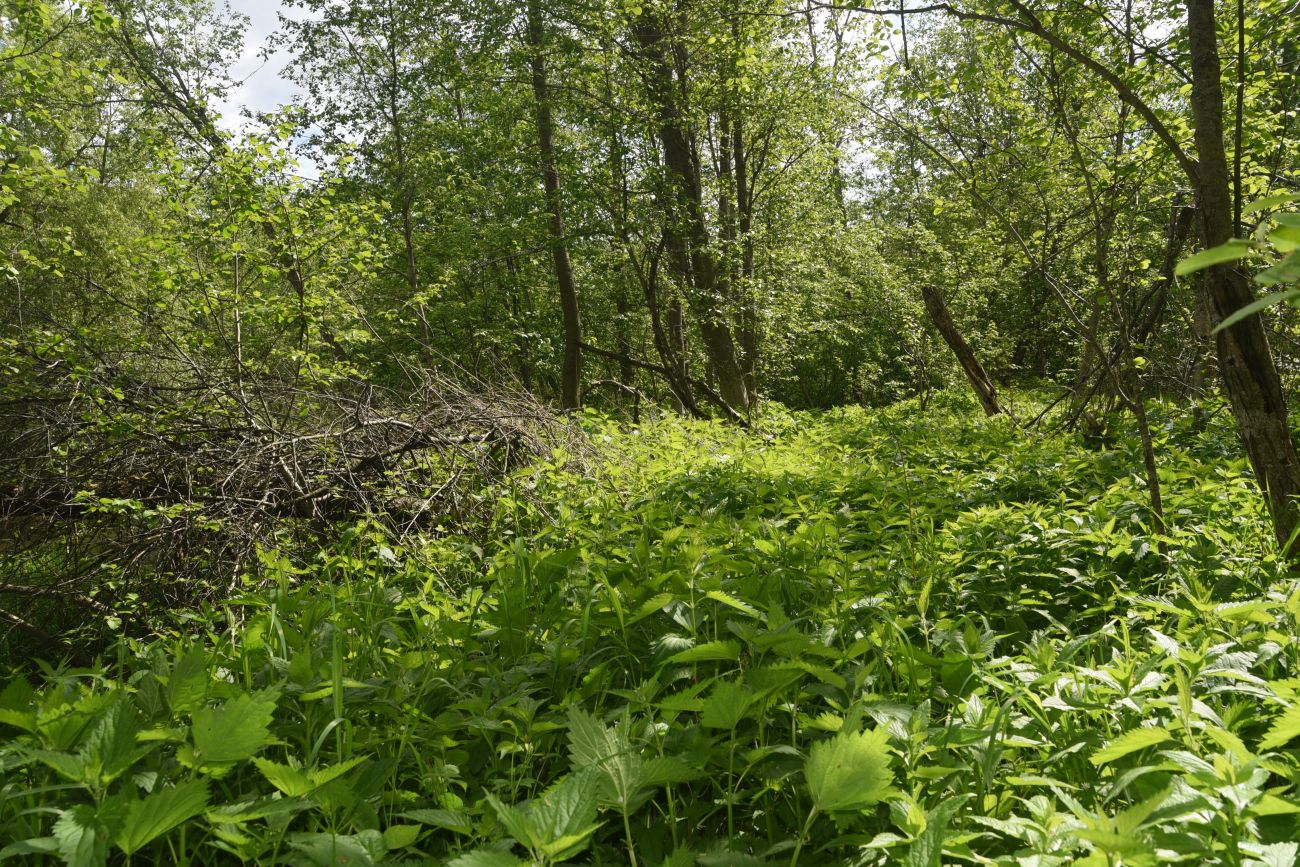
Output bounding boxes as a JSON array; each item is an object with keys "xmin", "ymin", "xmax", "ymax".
[{"xmin": 0, "ymin": 357, "xmax": 581, "ymax": 656}]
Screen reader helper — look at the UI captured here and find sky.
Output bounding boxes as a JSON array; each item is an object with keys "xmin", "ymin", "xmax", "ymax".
[
  {"xmin": 213, "ymin": 0, "xmax": 305, "ymax": 133},
  {"xmin": 213, "ymin": 0, "xmax": 323, "ymax": 176}
]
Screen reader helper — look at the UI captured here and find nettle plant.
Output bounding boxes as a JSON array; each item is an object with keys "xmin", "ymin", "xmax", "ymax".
[{"xmin": 1, "ymin": 401, "xmax": 1300, "ymax": 866}]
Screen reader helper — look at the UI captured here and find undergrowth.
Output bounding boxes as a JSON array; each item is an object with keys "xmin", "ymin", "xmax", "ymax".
[{"xmin": 3, "ymin": 393, "xmax": 1300, "ymax": 865}]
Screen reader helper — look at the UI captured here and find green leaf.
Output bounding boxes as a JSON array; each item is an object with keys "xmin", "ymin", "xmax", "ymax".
[
  {"xmin": 700, "ymin": 680, "xmax": 755, "ymax": 730},
  {"xmin": 114, "ymin": 779, "xmax": 209, "ymax": 854},
  {"xmin": 27, "ymin": 749, "xmax": 89, "ymax": 784},
  {"xmin": 658, "ymin": 848, "xmax": 696, "ymax": 867},
  {"xmin": 630, "ymin": 592, "xmax": 674, "ymax": 625},
  {"xmin": 308, "ymin": 756, "xmax": 367, "ymax": 789},
  {"xmin": 190, "ymin": 689, "xmax": 278, "ymax": 768},
  {"xmin": 287, "ymin": 831, "xmax": 385, "ymax": 867},
  {"xmin": 704, "ymin": 589, "xmax": 761, "ymax": 618},
  {"xmin": 642, "ymin": 756, "xmax": 705, "ymax": 787},
  {"xmin": 483, "ymin": 794, "xmax": 537, "ymax": 852},
  {"xmin": 0, "ymin": 677, "xmax": 36, "ymax": 733},
  {"xmin": 666, "ymin": 640, "xmax": 741, "ymax": 664},
  {"xmin": 0, "ymin": 837, "xmax": 59, "ymax": 860},
  {"xmin": 805, "ymin": 727, "xmax": 897, "ymax": 813},
  {"xmin": 1090, "ymin": 727, "xmax": 1172, "ymax": 766},
  {"xmin": 566, "ymin": 708, "xmax": 645, "ymax": 810},
  {"xmin": 903, "ymin": 795, "xmax": 969, "ymax": 867},
  {"xmin": 530, "ymin": 772, "xmax": 602, "ymax": 861},
  {"xmin": 1261, "ymin": 704, "xmax": 1300, "ymax": 751},
  {"xmin": 166, "ymin": 648, "xmax": 208, "ymax": 714},
  {"xmin": 446, "ymin": 849, "xmax": 524, "ymax": 867},
  {"xmin": 53, "ymin": 805, "xmax": 107, "ymax": 867},
  {"xmin": 81, "ymin": 695, "xmax": 147, "ymax": 786},
  {"xmin": 252, "ymin": 757, "xmax": 311, "ymax": 796},
  {"xmin": 398, "ymin": 808, "xmax": 474, "ymax": 834},
  {"xmin": 1211, "ymin": 290, "xmax": 1300, "ymax": 334},
  {"xmin": 1271, "ymin": 225, "xmax": 1300, "ymax": 253},
  {"xmin": 204, "ymin": 796, "xmax": 311, "ymax": 825},
  {"xmin": 1255, "ymin": 252, "xmax": 1300, "ymax": 286},
  {"xmin": 1244, "ymin": 193, "xmax": 1300, "ymax": 216},
  {"xmin": 1244, "ymin": 841, "xmax": 1298, "ymax": 867},
  {"xmin": 1176, "ymin": 240, "xmax": 1253, "ymax": 276},
  {"xmin": 382, "ymin": 824, "xmax": 422, "ymax": 850}
]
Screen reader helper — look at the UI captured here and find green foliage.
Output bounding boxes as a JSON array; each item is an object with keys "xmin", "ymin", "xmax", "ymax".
[
  {"xmin": 804, "ymin": 727, "xmax": 896, "ymax": 813},
  {"xmin": 1179, "ymin": 195, "xmax": 1300, "ymax": 333},
  {"xmin": 2, "ymin": 397, "xmax": 1299, "ymax": 864}
]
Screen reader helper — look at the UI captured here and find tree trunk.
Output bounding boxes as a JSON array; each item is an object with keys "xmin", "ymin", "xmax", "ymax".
[
  {"xmin": 1186, "ymin": 0, "xmax": 1300, "ymax": 554},
  {"xmin": 633, "ymin": 16, "xmax": 749, "ymax": 414},
  {"xmin": 526, "ymin": 0, "xmax": 582, "ymax": 411},
  {"xmin": 731, "ymin": 110, "xmax": 759, "ymax": 406},
  {"xmin": 920, "ymin": 285, "xmax": 1004, "ymax": 417}
]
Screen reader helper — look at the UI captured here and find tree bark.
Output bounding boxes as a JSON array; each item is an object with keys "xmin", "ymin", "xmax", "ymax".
[
  {"xmin": 526, "ymin": 0, "xmax": 582, "ymax": 411},
  {"xmin": 920, "ymin": 285, "xmax": 1004, "ymax": 417},
  {"xmin": 633, "ymin": 15, "xmax": 749, "ymax": 414},
  {"xmin": 1186, "ymin": 0, "xmax": 1300, "ymax": 554}
]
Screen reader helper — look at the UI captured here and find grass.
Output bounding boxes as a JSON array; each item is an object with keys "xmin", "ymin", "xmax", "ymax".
[{"xmin": 2, "ymin": 391, "xmax": 1299, "ymax": 865}]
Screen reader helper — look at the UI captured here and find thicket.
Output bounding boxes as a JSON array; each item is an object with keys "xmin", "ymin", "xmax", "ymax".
[
  {"xmin": 3, "ymin": 395, "xmax": 1300, "ymax": 865},
  {"xmin": 6, "ymin": 0, "xmax": 1300, "ymax": 863}
]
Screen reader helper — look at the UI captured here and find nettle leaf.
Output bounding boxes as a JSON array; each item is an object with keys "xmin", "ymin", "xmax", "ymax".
[
  {"xmin": 1077, "ymin": 786, "xmax": 1169, "ymax": 858},
  {"xmin": 27, "ymin": 748, "xmax": 89, "ymax": 784},
  {"xmin": 252, "ymin": 758, "xmax": 311, "ymax": 796},
  {"xmin": 53, "ymin": 805, "xmax": 108, "ymax": 867},
  {"xmin": 205, "ymin": 796, "xmax": 311, "ymax": 825},
  {"xmin": 630, "ymin": 592, "xmax": 674, "ymax": 625},
  {"xmin": 398, "ymin": 808, "xmax": 474, "ymax": 834},
  {"xmin": 805, "ymin": 727, "xmax": 897, "ymax": 813},
  {"xmin": 658, "ymin": 848, "xmax": 696, "ymax": 867},
  {"xmin": 378, "ymin": 824, "xmax": 419, "ymax": 852},
  {"xmin": 0, "ymin": 677, "xmax": 37, "ymax": 733},
  {"xmin": 483, "ymin": 795, "xmax": 536, "ymax": 852},
  {"xmin": 666, "ymin": 640, "xmax": 741, "ymax": 664},
  {"xmin": 1260, "ymin": 704, "xmax": 1300, "ymax": 751},
  {"xmin": 701, "ymin": 680, "xmax": 755, "ymax": 730},
  {"xmin": 704, "ymin": 589, "xmax": 761, "ymax": 619},
  {"xmin": 447, "ymin": 849, "xmax": 524, "ymax": 867},
  {"xmin": 1091, "ymin": 726, "xmax": 1172, "ymax": 766},
  {"xmin": 81, "ymin": 695, "xmax": 149, "ymax": 786},
  {"xmin": 566, "ymin": 707, "xmax": 646, "ymax": 809},
  {"xmin": 252, "ymin": 755, "xmax": 364, "ymax": 797},
  {"xmin": 642, "ymin": 756, "xmax": 704, "ymax": 787},
  {"xmin": 1243, "ymin": 841, "xmax": 1298, "ymax": 867},
  {"xmin": 165, "ymin": 648, "xmax": 208, "ymax": 714},
  {"xmin": 188, "ymin": 689, "xmax": 279, "ymax": 771},
  {"xmin": 287, "ymin": 831, "xmax": 385, "ymax": 867},
  {"xmin": 484, "ymin": 776, "xmax": 602, "ymax": 863},
  {"xmin": 903, "ymin": 795, "xmax": 969, "ymax": 867},
  {"xmin": 0, "ymin": 837, "xmax": 59, "ymax": 859},
  {"xmin": 114, "ymin": 779, "xmax": 209, "ymax": 855},
  {"xmin": 532, "ymin": 772, "xmax": 602, "ymax": 861}
]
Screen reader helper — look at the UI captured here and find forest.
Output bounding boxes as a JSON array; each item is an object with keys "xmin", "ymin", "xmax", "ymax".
[{"xmin": 3, "ymin": 0, "xmax": 1300, "ymax": 863}]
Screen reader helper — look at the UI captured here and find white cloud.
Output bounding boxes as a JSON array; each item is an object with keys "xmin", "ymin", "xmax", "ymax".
[
  {"xmin": 214, "ymin": 0, "xmax": 322, "ymax": 177},
  {"xmin": 214, "ymin": 0, "xmax": 297, "ymax": 128}
]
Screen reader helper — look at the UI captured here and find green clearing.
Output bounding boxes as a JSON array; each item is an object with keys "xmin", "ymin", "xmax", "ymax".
[{"xmin": 4, "ymin": 394, "xmax": 1299, "ymax": 865}]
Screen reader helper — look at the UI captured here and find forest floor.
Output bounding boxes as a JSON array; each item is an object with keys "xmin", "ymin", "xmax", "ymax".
[{"xmin": 3, "ymin": 392, "xmax": 1300, "ymax": 865}]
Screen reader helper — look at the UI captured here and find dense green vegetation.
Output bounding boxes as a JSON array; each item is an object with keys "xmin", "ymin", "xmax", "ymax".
[
  {"xmin": 4, "ymin": 396, "xmax": 1300, "ymax": 864},
  {"xmin": 6, "ymin": 0, "xmax": 1300, "ymax": 862}
]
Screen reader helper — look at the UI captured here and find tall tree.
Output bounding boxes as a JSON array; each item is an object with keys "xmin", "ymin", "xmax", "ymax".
[
  {"xmin": 524, "ymin": 0, "xmax": 582, "ymax": 410},
  {"xmin": 1184, "ymin": 0, "xmax": 1300, "ymax": 552},
  {"xmin": 632, "ymin": 9, "xmax": 751, "ymax": 412}
]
